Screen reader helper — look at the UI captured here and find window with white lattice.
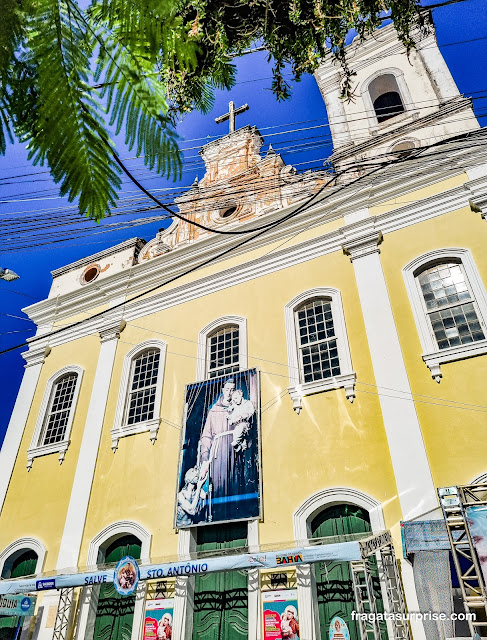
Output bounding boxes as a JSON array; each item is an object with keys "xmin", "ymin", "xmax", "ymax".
[
  {"xmin": 206, "ymin": 325, "xmax": 240, "ymax": 379},
  {"xmin": 27, "ymin": 366, "xmax": 83, "ymax": 470},
  {"xmin": 112, "ymin": 340, "xmax": 167, "ymax": 451},
  {"xmin": 404, "ymin": 248, "xmax": 487, "ymax": 381},
  {"xmin": 285, "ymin": 289, "xmax": 355, "ymax": 413}
]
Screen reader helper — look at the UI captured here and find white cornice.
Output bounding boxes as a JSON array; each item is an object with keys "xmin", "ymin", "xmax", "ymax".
[{"xmin": 20, "ymin": 139, "xmax": 487, "ymax": 351}]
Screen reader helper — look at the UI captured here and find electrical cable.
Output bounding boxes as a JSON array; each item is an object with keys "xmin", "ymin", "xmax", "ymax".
[{"xmin": 0, "ymin": 129, "xmax": 479, "ymax": 356}]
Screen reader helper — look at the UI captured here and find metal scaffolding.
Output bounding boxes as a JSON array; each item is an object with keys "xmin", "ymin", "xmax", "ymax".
[
  {"xmin": 52, "ymin": 588, "xmax": 75, "ymax": 640},
  {"xmin": 438, "ymin": 484, "xmax": 487, "ymax": 638},
  {"xmin": 358, "ymin": 531, "xmax": 411, "ymax": 640}
]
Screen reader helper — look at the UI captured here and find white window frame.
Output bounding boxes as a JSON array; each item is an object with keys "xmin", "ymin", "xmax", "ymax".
[
  {"xmin": 111, "ymin": 340, "xmax": 167, "ymax": 451},
  {"xmin": 361, "ymin": 68, "xmax": 414, "ymax": 130},
  {"xmin": 196, "ymin": 315, "xmax": 248, "ymax": 381},
  {"xmin": 0, "ymin": 537, "xmax": 46, "ymax": 577},
  {"xmin": 285, "ymin": 288, "xmax": 356, "ymax": 413},
  {"xmin": 27, "ymin": 365, "xmax": 83, "ymax": 470},
  {"xmin": 403, "ymin": 248, "xmax": 487, "ymax": 381}
]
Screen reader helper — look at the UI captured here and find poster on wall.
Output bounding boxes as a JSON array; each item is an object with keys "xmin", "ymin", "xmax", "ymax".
[
  {"xmin": 142, "ymin": 598, "xmax": 174, "ymax": 640},
  {"xmin": 262, "ymin": 589, "xmax": 300, "ymax": 639},
  {"xmin": 329, "ymin": 616, "xmax": 350, "ymax": 640},
  {"xmin": 175, "ymin": 368, "xmax": 261, "ymax": 528},
  {"xmin": 466, "ymin": 505, "xmax": 487, "ymax": 586}
]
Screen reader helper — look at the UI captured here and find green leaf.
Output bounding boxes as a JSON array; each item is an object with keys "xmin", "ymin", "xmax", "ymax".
[{"xmin": 22, "ymin": 0, "xmax": 121, "ymax": 221}]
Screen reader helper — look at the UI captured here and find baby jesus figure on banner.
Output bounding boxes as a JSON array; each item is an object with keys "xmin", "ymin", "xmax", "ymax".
[{"xmin": 228, "ymin": 389, "xmax": 255, "ymax": 452}]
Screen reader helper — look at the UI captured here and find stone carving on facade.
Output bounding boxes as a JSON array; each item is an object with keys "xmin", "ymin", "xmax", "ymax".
[{"xmin": 139, "ymin": 125, "xmax": 330, "ymax": 261}]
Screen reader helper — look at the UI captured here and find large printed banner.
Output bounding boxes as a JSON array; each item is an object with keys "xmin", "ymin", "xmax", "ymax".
[
  {"xmin": 142, "ymin": 599, "xmax": 174, "ymax": 640},
  {"xmin": 466, "ymin": 505, "xmax": 487, "ymax": 586},
  {"xmin": 262, "ymin": 590, "xmax": 300, "ymax": 639},
  {"xmin": 175, "ymin": 368, "xmax": 261, "ymax": 528},
  {"xmin": 0, "ymin": 542, "xmax": 361, "ymax": 595}
]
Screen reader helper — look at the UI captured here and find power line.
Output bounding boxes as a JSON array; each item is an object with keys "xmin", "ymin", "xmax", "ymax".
[{"xmin": 0, "ymin": 129, "xmax": 480, "ymax": 357}]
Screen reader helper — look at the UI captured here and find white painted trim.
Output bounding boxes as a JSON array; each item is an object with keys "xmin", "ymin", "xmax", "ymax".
[
  {"xmin": 360, "ymin": 67, "xmax": 415, "ymax": 129},
  {"xmin": 87, "ymin": 520, "xmax": 151, "ymax": 565},
  {"xmin": 0, "ymin": 361, "xmax": 44, "ymax": 517},
  {"xmin": 247, "ymin": 520, "xmax": 260, "ymax": 640},
  {"xmin": 21, "ymin": 137, "xmax": 486, "ymax": 335},
  {"xmin": 111, "ymin": 340, "xmax": 167, "ymax": 451},
  {"xmin": 403, "ymin": 248, "xmax": 487, "ymax": 381},
  {"xmin": 56, "ymin": 334, "xmax": 119, "ymax": 572},
  {"xmin": 26, "ymin": 365, "xmax": 84, "ymax": 470},
  {"xmin": 293, "ymin": 487, "xmax": 386, "ymax": 640},
  {"xmin": 351, "ymin": 247, "xmax": 437, "ymax": 522},
  {"xmin": 471, "ymin": 472, "xmax": 487, "ymax": 484},
  {"xmin": 284, "ymin": 288, "xmax": 355, "ymax": 412},
  {"xmin": 292, "ymin": 486, "xmax": 386, "ymax": 542},
  {"xmin": 196, "ymin": 315, "xmax": 248, "ymax": 381},
  {"xmin": 76, "ymin": 521, "xmax": 151, "ymax": 640},
  {"xmin": 0, "ymin": 537, "xmax": 46, "ymax": 577}
]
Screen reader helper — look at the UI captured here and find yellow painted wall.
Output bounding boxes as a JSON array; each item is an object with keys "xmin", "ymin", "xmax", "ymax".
[
  {"xmin": 0, "ymin": 336, "xmax": 100, "ymax": 572},
  {"xmin": 381, "ymin": 204, "xmax": 487, "ymax": 490},
  {"xmin": 80, "ymin": 246, "xmax": 401, "ymax": 563}
]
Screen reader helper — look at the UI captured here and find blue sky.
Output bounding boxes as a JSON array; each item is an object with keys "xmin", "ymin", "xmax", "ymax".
[{"xmin": 0, "ymin": 0, "xmax": 486, "ymax": 447}]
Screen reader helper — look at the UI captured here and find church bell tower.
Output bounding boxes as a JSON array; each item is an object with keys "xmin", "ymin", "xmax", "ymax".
[{"xmin": 314, "ymin": 22, "xmax": 479, "ymax": 170}]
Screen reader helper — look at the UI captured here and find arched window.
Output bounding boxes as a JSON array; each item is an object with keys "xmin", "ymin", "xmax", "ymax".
[
  {"xmin": 416, "ymin": 261, "xmax": 484, "ymax": 350},
  {"xmin": 295, "ymin": 298, "xmax": 340, "ymax": 383},
  {"xmin": 123, "ymin": 349, "xmax": 160, "ymax": 426},
  {"xmin": 27, "ymin": 365, "xmax": 83, "ymax": 469},
  {"xmin": 368, "ymin": 74, "xmax": 405, "ymax": 123},
  {"xmin": 112, "ymin": 341, "xmax": 167, "ymax": 451},
  {"xmin": 206, "ymin": 324, "xmax": 240, "ymax": 379},
  {"xmin": 285, "ymin": 289, "xmax": 355, "ymax": 412},
  {"xmin": 196, "ymin": 316, "xmax": 247, "ymax": 381},
  {"xmin": 404, "ymin": 249, "xmax": 487, "ymax": 381}
]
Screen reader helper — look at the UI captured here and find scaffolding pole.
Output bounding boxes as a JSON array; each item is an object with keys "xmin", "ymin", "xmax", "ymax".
[
  {"xmin": 52, "ymin": 588, "xmax": 75, "ymax": 640},
  {"xmin": 438, "ymin": 484, "xmax": 487, "ymax": 638}
]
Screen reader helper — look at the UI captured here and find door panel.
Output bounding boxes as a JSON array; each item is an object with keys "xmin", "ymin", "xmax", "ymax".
[
  {"xmin": 92, "ymin": 535, "xmax": 141, "ymax": 640},
  {"xmin": 193, "ymin": 523, "xmax": 248, "ymax": 640}
]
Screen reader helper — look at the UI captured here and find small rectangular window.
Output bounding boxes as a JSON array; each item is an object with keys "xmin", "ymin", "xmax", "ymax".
[
  {"xmin": 206, "ymin": 326, "xmax": 240, "ymax": 379},
  {"xmin": 124, "ymin": 349, "xmax": 160, "ymax": 425},
  {"xmin": 41, "ymin": 373, "xmax": 78, "ymax": 445},
  {"xmin": 295, "ymin": 299, "xmax": 341, "ymax": 383},
  {"xmin": 417, "ymin": 263, "xmax": 485, "ymax": 350}
]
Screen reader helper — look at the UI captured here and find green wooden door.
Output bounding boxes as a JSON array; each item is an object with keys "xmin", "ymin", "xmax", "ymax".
[
  {"xmin": 0, "ymin": 550, "xmax": 38, "ymax": 640},
  {"xmin": 311, "ymin": 505, "xmax": 386, "ymax": 640},
  {"xmin": 193, "ymin": 523, "xmax": 248, "ymax": 640},
  {"xmin": 92, "ymin": 535, "xmax": 141, "ymax": 640}
]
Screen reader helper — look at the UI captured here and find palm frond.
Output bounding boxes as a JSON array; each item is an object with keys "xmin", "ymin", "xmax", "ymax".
[
  {"xmin": 24, "ymin": 0, "xmax": 121, "ymax": 221},
  {"xmin": 91, "ymin": 13, "xmax": 182, "ymax": 179}
]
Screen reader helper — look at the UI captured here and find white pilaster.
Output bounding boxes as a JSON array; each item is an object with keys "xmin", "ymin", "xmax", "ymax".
[
  {"xmin": 56, "ymin": 321, "xmax": 123, "ymax": 571},
  {"xmin": 172, "ymin": 529, "xmax": 197, "ymax": 640},
  {"xmin": 0, "ymin": 346, "xmax": 47, "ymax": 516},
  {"xmin": 416, "ymin": 33, "xmax": 459, "ymax": 102},
  {"xmin": 341, "ymin": 225, "xmax": 436, "ymax": 636},
  {"xmin": 313, "ymin": 70, "xmax": 353, "ymax": 149},
  {"xmin": 248, "ymin": 520, "xmax": 260, "ymax": 640},
  {"xmin": 341, "ymin": 224, "xmax": 437, "ymax": 521}
]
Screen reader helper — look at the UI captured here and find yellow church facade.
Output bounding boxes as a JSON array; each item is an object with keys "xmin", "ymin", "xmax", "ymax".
[{"xmin": 1, "ymin": 22, "xmax": 487, "ymax": 640}]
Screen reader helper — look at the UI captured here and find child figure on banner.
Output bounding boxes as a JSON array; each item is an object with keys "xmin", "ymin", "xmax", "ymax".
[
  {"xmin": 228, "ymin": 389, "xmax": 255, "ymax": 452},
  {"xmin": 280, "ymin": 606, "xmax": 299, "ymax": 639},
  {"xmin": 176, "ymin": 467, "xmax": 207, "ymax": 527},
  {"xmin": 157, "ymin": 613, "xmax": 172, "ymax": 640}
]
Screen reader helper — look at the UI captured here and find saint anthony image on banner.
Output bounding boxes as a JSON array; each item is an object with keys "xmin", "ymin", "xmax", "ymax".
[
  {"xmin": 143, "ymin": 599, "xmax": 174, "ymax": 640},
  {"xmin": 176, "ymin": 368, "xmax": 260, "ymax": 527},
  {"xmin": 262, "ymin": 590, "xmax": 300, "ymax": 640}
]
